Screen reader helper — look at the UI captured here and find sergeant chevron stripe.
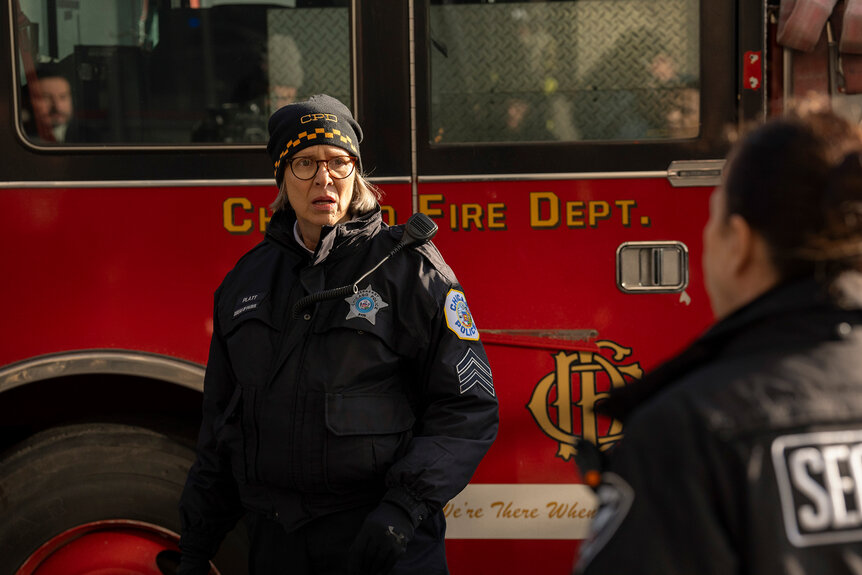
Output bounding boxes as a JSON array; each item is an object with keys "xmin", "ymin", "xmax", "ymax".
[{"xmin": 456, "ymin": 349, "xmax": 494, "ymax": 396}]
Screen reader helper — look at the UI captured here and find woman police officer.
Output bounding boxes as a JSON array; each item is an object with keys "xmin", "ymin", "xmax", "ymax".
[{"xmin": 178, "ymin": 94, "xmax": 498, "ymax": 574}]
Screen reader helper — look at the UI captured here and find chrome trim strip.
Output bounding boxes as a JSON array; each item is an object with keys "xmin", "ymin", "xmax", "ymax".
[
  {"xmin": 418, "ymin": 171, "xmax": 666, "ymax": 183},
  {"xmin": 0, "ymin": 176, "xmax": 412, "ymax": 189},
  {"xmin": 352, "ymin": 0, "xmax": 359, "ymax": 120},
  {"xmin": 760, "ymin": 0, "xmax": 771, "ymax": 121},
  {"xmin": 0, "ymin": 350, "xmax": 205, "ymax": 394},
  {"xmin": 0, "ymin": 171, "xmax": 665, "ymax": 188},
  {"xmin": 667, "ymin": 159, "xmax": 725, "ymax": 187},
  {"xmin": 8, "ymin": 0, "xmax": 23, "ymax": 143},
  {"xmin": 409, "ymin": 0, "xmax": 419, "ymax": 213},
  {"xmin": 0, "ymin": 179, "xmax": 273, "ymax": 189},
  {"xmin": 482, "ymin": 329, "xmax": 598, "ymax": 341},
  {"xmin": 13, "ymin": 141, "xmax": 265, "ymax": 153}
]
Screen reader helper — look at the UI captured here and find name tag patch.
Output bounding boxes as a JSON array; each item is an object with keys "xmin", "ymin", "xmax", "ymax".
[
  {"xmin": 445, "ymin": 289, "xmax": 479, "ymax": 341},
  {"xmin": 233, "ymin": 292, "xmax": 267, "ymax": 318},
  {"xmin": 772, "ymin": 429, "xmax": 862, "ymax": 547}
]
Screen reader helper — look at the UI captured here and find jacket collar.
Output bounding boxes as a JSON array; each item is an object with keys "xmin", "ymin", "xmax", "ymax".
[
  {"xmin": 601, "ymin": 272, "xmax": 862, "ymax": 421},
  {"xmin": 265, "ymin": 206, "xmax": 382, "ymax": 265}
]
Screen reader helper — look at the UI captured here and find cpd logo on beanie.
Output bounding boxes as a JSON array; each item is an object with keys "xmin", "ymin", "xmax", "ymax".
[
  {"xmin": 267, "ymin": 94, "xmax": 362, "ymax": 187},
  {"xmin": 301, "ymin": 113, "xmax": 337, "ymax": 124}
]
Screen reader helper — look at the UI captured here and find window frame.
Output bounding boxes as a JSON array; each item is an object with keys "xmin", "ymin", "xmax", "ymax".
[
  {"xmin": 413, "ymin": 0, "xmax": 737, "ymax": 178},
  {"xmin": 1, "ymin": 0, "xmax": 387, "ymax": 183}
]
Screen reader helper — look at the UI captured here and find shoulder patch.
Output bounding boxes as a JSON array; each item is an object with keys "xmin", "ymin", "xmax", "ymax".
[
  {"xmin": 772, "ymin": 429, "xmax": 862, "ymax": 547},
  {"xmin": 456, "ymin": 349, "xmax": 494, "ymax": 396},
  {"xmin": 445, "ymin": 289, "xmax": 479, "ymax": 340}
]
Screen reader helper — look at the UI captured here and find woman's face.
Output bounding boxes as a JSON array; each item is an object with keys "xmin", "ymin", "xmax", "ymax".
[{"xmin": 284, "ymin": 144, "xmax": 356, "ymax": 233}]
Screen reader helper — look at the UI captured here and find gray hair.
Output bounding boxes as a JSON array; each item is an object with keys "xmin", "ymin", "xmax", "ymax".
[{"xmin": 270, "ymin": 171, "xmax": 382, "ymax": 215}]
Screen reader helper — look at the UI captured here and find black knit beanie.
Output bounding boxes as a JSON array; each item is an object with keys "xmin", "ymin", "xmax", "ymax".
[{"xmin": 267, "ymin": 94, "xmax": 362, "ymax": 188}]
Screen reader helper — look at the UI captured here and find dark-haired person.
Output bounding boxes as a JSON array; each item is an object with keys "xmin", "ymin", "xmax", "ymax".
[
  {"xmin": 177, "ymin": 94, "xmax": 498, "ymax": 575},
  {"xmin": 575, "ymin": 99, "xmax": 862, "ymax": 575},
  {"xmin": 22, "ymin": 64, "xmax": 91, "ymax": 143}
]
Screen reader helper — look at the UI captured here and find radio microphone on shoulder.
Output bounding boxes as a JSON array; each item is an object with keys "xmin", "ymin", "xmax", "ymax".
[{"xmin": 291, "ymin": 213, "xmax": 438, "ymax": 318}]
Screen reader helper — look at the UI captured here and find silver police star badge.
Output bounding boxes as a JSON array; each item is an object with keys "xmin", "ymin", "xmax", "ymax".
[{"xmin": 344, "ymin": 285, "xmax": 389, "ymax": 325}]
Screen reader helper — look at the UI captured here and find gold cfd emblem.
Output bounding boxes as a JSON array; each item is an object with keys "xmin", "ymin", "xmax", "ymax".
[{"xmin": 527, "ymin": 340, "xmax": 643, "ymax": 461}]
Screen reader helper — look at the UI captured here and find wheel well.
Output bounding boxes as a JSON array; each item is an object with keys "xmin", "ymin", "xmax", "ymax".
[{"xmin": 0, "ymin": 373, "xmax": 203, "ymax": 455}]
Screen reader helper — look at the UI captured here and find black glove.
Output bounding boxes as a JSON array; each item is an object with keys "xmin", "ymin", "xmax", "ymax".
[{"xmin": 348, "ymin": 501, "xmax": 415, "ymax": 575}]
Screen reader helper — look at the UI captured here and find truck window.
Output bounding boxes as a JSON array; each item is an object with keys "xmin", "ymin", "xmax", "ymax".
[
  {"xmin": 13, "ymin": 0, "xmax": 351, "ymax": 146},
  {"xmin": 428, "ymin": 0, "xmax": 700, "ymax": 144}
]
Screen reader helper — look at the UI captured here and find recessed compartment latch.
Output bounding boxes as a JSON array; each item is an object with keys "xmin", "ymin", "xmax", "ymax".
[{"xmin": 616, "ymin": 241, "xmax": 689, "ymax": 293}]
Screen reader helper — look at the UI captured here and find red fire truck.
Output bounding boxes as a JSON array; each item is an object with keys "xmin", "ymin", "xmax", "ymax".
[{"xmin": 0, "ymin": 0, "xmax": 850, "ymax": 573}]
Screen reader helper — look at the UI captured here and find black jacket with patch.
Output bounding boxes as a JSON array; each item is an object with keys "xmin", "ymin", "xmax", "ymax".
[
  {"xmin": 179, "ymin": 207, "xmax": 498, "ymax": 561},
  {"xmin": 576, "ymin": 273, "xmax": 862, "ymax": 575}
]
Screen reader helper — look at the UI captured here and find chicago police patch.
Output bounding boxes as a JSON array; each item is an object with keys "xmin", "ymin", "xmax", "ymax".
[
  {"xmin": 772, "ymin": 429, "xmax": 862, "ymax": 547},
  {"xmin": 445, "ymin": 289, "xmax": 479, "ymax": 340},
  {"xmin": 345, "ymin": 285, "xmax": 389, "ymax": 325}
]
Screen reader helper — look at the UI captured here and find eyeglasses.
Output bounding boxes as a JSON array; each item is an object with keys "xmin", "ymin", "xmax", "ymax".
[{"xmin": 288, "ymin": 156, "xmax": 357, "ymax": 180}]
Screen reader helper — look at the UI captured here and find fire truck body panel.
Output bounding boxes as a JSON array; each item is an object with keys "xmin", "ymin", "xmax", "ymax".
[{"xmin": 0, "ymin": 0, "xmax": 791, "ymax": 572}]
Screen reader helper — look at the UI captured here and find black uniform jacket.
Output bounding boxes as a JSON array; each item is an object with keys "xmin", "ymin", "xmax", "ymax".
[
  {"xmin": 179, "ymin": 207, "xmax": 499, "ymax": 560},
  {"xmin": 576, "ymin": 273, "xmax": 862, "ymax": 575}
]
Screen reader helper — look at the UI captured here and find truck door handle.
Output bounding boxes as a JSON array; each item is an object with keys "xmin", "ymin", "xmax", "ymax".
[{"xmin": 616, "ymin": 241, "xmax": 689, "ymax": 293}]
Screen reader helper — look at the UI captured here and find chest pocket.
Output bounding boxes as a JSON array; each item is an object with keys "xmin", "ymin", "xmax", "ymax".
[
  {"xmin": 221, "ymin": 293, "xmax": 280, "ymax": 388},
  {"xmin": 305, "ymin": 294, "xmax": 420, "ymax": 395},
  {"xmin": 324, "ymin": 392, "xmax": 416, "ymax": 492},
  {"xmin": 311, "ymin": 289, "xmax": 418, "ymax": 357}
]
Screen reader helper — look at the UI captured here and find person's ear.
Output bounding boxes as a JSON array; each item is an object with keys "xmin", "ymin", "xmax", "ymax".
[{"xmin": 725, "ymin": 213, "xmax": 756, "ymax": 277}]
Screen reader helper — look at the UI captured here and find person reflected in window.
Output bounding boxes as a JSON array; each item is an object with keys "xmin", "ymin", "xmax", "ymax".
[
  {"xmin": 578, "ymin": 29, "xmax": 698, "ymax": 141},
  {"xmin": 23, "ymin": 63, "xmax": 90, "ymax": 144},
  {"xmin": 267, "ymin": 33, "xmax": 303, "ymax": 114},
  {"xmin": 665, "ymin": 78, "xmax": 700, "ymax": 139}
]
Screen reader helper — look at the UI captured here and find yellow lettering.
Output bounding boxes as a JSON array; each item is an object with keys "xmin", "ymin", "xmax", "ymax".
[
  {"xmin": 588, "ymin": 201, "xmax": 611, "ymax": 227},
  {"xmin": 546, "ymin": 501, "xmax": 597, "ymax": 519},
  {"xmin": 565, "ymin": 201, "xmax": 585, "ymax": 228},
  {"xmin": 461, "ymin": 204, "xmax": 484, "ymax": 231},
  {"xmin": 530, "ymin": 191, "xmax": 559, "ymax": 229},
  {"xmin": 380, "ymin": 205, "xmax": 396, "ymax": 226},
  {"xmin": 450, "ymin": 203, "xmax": 458, "ymax": 231},
  {"xmin": 487, "ymin": 203, "xmax": 506, "ymax": 230},
  {"xmin": 259, "ymin": 207, "xmax": 271, "ymax": 233},
  {"xmin": 615, "ymin": 200, "xmax": 636, "ymax": 227},
  {"xmin": 490, "ymin": 501, "xmax": 538, "ymax": 519},
  {"xmin": 223, "ymin": 197, "xmax": 253, "ymax": 234},
  {"xmin": 419, "ymin": 194, "xmax": 445, "ymax": 220}
]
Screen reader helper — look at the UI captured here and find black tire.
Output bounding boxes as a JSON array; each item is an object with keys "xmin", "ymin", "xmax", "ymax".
[{"xmin": 0, "ymin": 423, "xmax": 248, "ymax": 574}]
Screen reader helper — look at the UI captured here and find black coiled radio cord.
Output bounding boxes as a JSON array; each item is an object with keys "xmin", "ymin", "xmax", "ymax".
[{"xmin": 291, "ymin": 213, "xmax": 438, "ymax": 318}]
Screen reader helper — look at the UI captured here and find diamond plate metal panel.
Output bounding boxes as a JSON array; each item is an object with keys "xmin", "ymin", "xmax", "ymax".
[
  {"xmin": 429, "ymin": 0, "xmax": 700, "ymax": 144},
  {"xmin": 267, "ymin": 7, "xmax": 351, "ymax": 113}
]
